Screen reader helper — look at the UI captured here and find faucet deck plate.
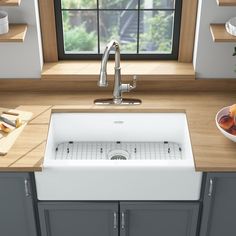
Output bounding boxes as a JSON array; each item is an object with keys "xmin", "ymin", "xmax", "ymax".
[{"xmin": 94, "ymin": 98, "xmax": 142, "ymax": 105}]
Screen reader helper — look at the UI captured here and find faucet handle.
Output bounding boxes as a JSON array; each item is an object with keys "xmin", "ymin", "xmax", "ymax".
[
  {"xmin": 131, "ymin": 75, "xmax": 137, "ymax": 89},
  {"xmin": 120, "ymin": 75, "xmax": 138, "ymax": 93}
]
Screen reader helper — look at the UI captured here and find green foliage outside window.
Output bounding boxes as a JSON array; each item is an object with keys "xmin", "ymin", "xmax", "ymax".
[
  {"xmin": 61, "ymin": 0, "xmax": 175, "ymax": 54},
  {"xmin": 64, "ymin": 25, "xmax": 96, "ymax": 51}
]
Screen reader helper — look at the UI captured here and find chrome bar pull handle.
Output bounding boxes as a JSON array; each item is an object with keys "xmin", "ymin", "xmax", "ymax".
[
  {"xmin": 121, "ymin": 212, "xmax": 125, "ymax": 230},
  {"xmin": 208, "ymin": 178, "xmax": 214, "ymax": 197},
  {"xmin": 24, "ymin": 179, "xmax": 31, "ymax": 197},
  {"xmin": 113, "ymin": 212, "xmax": 118, "ymax": 229}
]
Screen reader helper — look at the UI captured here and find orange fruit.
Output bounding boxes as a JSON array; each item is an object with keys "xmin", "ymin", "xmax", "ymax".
[{"xmin": 229, "ymin": 104, "xmax": 236, "ymax": 118}]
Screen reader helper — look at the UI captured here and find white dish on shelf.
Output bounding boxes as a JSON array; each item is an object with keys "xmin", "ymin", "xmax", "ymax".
[
  {"xmin": 215, "ymin": 106, "xmax": 236, "ymax": 142},
  {"xmin": 225, "ymin": 17, "xmax": 236, "ymax": 36},
  {"xmin": 0, "ymin": 11, "xmax": 9, "ymax": 35}
]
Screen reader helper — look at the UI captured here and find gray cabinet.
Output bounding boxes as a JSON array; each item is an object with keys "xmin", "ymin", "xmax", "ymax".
[
  {"xmin": 38, "ymin": 202, "xmax": 199, "ymax": 236},
  {"xmin": 0, "ymin": 173, "xmax": 38, "ymax": 236},
  {"xmin": 200, "ymin": 173, "xmax": 236, "ymax": 236},
  {"xmin": 38, "ymin": 202, "xmax": 118, "ymax": 236},
  {"xmin": 120, "ymin": 202, "xmax": 200, "ymax": 236}
]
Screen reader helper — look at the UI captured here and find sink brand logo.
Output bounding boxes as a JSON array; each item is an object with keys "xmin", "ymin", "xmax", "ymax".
[{"xmin": 113, "ymin": 121, "xmax": 124, "ymax": 124}]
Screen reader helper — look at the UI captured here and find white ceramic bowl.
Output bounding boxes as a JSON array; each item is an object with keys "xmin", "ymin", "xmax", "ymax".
[
  {"xmin": 0, "ymin": 22, "xmax": 9, "ymax": 35},
  {"xmin": 215, "ymin": 106, "xmax": 236, "ymax": 142},
  {"xmin": 0, "ymin": 11, "xmax": 8, "ymax": 24},
  {"xmin": 0, "ymin": 11, "xmax": 9, "ymax": 35},
  {"xmin": 225, "ymin": 17, "xmax": 236, "ymax": 36}
]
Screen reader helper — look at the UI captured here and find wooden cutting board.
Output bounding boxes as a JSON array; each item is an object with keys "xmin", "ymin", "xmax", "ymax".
[{"xmin": 0, "ymin": 108, "xmax": 33, "ymax": 156}]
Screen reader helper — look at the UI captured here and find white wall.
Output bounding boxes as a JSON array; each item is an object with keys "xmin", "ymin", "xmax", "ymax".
[
  {"xmin": 194, "ymin": 0, "xmax": 236, "ymax": 79},
  {"xmin": 0, "ymin": 0, "xmax": 43, "ymax": 78}
]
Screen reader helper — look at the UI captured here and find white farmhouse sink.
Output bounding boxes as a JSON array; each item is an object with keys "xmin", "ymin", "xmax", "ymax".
[{"xmin": 35, "ymin": 113, "xmax": 202, "ymax": 201}]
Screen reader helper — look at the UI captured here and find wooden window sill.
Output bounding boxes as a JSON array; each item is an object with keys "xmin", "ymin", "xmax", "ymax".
[{"xmin": 42, "ymin": 61, "xmax": 195, "ymax": 81}]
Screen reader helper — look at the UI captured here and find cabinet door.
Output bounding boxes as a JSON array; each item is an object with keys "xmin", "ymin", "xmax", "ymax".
[
  {"xmin": 0, "ymin": 173, "xmax": 38, "ymax": 236},
  {"xmin": 200, "ymin": 173, "xmax": 236, "ymax": 236},
  {"xmin": 120, "ymin": 202, "xmax": 199, "ymax": 236},
  {"xmin": 38, "ymin": 202, "xmax": 118, "ymax": 236}
]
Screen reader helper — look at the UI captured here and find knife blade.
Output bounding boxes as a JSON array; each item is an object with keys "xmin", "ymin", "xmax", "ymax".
[{"xmin": 0, "ymin": 116, "xmax": 16, "ymax": 127}]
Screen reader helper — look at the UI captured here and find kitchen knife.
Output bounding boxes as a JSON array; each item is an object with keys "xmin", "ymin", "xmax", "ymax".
[{"xmin": 0, "ymin": 116, "xmax": 16, "ymax": 127}]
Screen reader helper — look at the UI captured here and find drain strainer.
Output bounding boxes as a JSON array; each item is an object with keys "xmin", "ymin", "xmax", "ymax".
[{"xmin": 107, "ymin": 150, "xmax": 129, "ymax": 160}]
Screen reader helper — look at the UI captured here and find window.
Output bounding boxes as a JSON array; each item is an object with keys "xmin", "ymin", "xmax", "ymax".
[{"xmin": 54, "ymin": 0, "xmax": 182, "ymax": 60}]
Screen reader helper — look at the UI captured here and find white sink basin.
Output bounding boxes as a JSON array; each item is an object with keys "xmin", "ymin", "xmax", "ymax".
[{"xmin": 35, "ymin": 113, "xmax": 202, "ymax": 201}]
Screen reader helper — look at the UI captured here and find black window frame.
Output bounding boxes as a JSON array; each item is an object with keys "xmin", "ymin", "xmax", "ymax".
[{"xmin": 54, "ymin": 0, "xmax": 182, "ymax": 60}]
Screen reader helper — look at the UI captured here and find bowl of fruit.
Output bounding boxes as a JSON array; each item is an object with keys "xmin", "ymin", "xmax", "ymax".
[{"xmin": 216, "ymin": 104, "xmax": 236, "ymax": 142}]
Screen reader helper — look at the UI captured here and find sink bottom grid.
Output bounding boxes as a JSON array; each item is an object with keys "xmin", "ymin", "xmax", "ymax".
[{"xmin": 54, "ymin": 141, "xmax": 183, "ymax": 161}]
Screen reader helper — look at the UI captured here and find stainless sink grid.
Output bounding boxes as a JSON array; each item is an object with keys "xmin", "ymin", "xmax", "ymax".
[{"xmin": 54, "ymin": 141, "xmax": 182, "ymax": 160}]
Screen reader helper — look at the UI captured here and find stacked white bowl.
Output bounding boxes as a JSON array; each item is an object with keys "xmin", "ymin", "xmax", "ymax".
[
  {"xmin": 215, "ymin": 106, "xmax": 236, "ymax": 142},
  {"xmin": 0, "ymin": 10, "xmax": 9, "ymax": 35},
  {"xmin": 225, "ymin": 17, "xmax": 236, "ymax": 36}
]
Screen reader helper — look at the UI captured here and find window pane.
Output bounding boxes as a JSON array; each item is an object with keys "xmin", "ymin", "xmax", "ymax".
[
  {"xmin": 62, "ymin": 11, "xmax": 98, "ymax": 53},
  {"xmin": 139, "ymin": 11, "xmax": 174, "ymax": 53},
  {"xmin": 99, "ymin": 0, "xmax": 138, "ymax": 9},
  {"xmin": 61, "ymin": 0, "xmax": 97, "ymax": 9},
  {"xmin": 99, "ymin": 10, "xmax": 138, "ymax": 53},
  {"xmin": 140, "ymin": 0, "xmax": 175, "ymax": 9}
]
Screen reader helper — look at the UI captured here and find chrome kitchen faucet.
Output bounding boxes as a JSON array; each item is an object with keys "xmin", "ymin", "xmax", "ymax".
[{"xmin": 94, "ymin": 40, "xmax": 142, "ymax": 105}]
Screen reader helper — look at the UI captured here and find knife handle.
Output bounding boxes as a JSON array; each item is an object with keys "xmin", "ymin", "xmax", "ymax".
[{"xmin": 2, "ymin": 111, "xmax": 19, "ymax": 116}]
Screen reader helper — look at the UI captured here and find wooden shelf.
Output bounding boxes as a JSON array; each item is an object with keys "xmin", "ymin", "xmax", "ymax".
[
  {"xmin": 0, "ymin": 0, "xmax": 21, "ymax": 6},
  {"xmin": 210, "ymin": 24, "xmax": 236, "ymax": 42},
  {"xmin": 216, "ymin": 0, "xmax": 236, "ymax": 6},
  {"xmin": 0, "ymin": 24, "xmax": 27, "ymax": 42}
]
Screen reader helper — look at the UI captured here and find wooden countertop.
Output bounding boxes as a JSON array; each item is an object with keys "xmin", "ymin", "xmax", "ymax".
[{"xmin": 0, "ymin": 91, "xmax": 236, "ymax": 172}]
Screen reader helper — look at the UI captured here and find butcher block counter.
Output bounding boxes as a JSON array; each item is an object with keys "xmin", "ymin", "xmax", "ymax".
[{"xmin": 0, "ymin": 91, "xmax": 236, "ymax": 172}]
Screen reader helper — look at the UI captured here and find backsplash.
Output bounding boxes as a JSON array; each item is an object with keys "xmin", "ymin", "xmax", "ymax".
[
  {"xmin": 0, "ymin": 0, "xmax": 42, "ymax": 79},
  {"xmin": 194, "ymin": 0, "xmax": 236, "ymax": 79}
]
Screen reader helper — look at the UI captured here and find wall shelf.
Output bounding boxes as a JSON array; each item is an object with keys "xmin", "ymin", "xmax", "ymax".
[
  {"xmin": 210, "ymin": 24, "xmax": 236, "ymax": 42},
  {"xmin": 216, "ymin": 0, "xmax": 236, "ymax": 6},
  {"xmin": 0, "ymin": 24, "xmax": 27, "ymax": 42},
  {"xmin": 0, "ymin": 0, "xmax": 21, "ymax": 6}
]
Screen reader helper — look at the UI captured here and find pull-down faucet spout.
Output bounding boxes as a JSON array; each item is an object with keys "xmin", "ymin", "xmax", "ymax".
[
  {"xmin": 98, "ymin": 40, "xmax": 120, "ymax": 88},
  {"xmin": 95, "ymin": 40, "xmax": 141, "ymax": 105}
]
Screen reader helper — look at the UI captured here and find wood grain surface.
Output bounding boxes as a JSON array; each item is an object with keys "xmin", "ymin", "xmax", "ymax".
[
  {"xmin": 216, "ymin": 0, "xmax": 236, "ymax": 6},
  {"xmin": 0, "ymin": 92, "xmax": 236, "ymax": 172},
  {"xmin": 210, "ymin": 24, "xmax": 236, "ymax": 42},
  {"xmin": 0, "ymin": 108, "xmax": 33, "ymax": 156},
  {"xmin": 0, "ymin": 24, "xmax": 27, "ymax": 42},
  {"xmin": 42, "ymin": 61, "xmax": 195, "ymax": 80},
  {"xmin": 0, "ymin": 0, "xmax": 21, "ymax": 6}
]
